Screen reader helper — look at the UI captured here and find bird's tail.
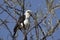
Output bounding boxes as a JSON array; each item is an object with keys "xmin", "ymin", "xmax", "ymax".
[{"xmin": 13, "ymin": 24, "xmax": 18, "ymax": 38}]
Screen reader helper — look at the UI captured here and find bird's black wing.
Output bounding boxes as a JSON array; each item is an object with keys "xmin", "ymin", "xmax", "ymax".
[
  {"xmin": 18, "ymin": 15, "xmax": 25, "ymax": 23},
  {"xmin": 13, "ymin": 15, "xmax": 25, "ymax": 37}
]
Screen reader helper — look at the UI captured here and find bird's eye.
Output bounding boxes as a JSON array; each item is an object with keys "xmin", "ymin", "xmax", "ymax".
[{"xmin": 27, "ymin": 11, "xmax": 30, "ymax": 13}]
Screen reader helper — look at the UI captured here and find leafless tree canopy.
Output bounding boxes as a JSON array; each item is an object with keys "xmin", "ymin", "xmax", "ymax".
[{"xmin": 0, "ymin": 0, "xmax": 60, "ymax": 40}]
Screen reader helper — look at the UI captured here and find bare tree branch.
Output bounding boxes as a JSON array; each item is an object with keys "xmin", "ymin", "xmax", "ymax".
[
  {"xmin": 0, "ymin": 18, "xmax": 12, "ymax": 37},
  {"xmin": 41, "ymin": 20, "xmax": 60, "ymax": 40},
  {"xmin": 0, "ymin": 5, "xmax": 17, "ymax": 21}
]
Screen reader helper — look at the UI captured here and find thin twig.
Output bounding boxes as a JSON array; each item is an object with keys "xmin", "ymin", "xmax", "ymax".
[{"xmin": 0, "ymin": 18, "xmax": 12, "ymax": 37}]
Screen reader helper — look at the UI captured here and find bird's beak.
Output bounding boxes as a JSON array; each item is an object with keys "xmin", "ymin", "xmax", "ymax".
[
  {"xmin": 29, "ymin": 13, "xmax": 31, "ymax": 16},
  {"xmin": 30, "ymin": 12, "xmax": 33, "ymax": 17}
]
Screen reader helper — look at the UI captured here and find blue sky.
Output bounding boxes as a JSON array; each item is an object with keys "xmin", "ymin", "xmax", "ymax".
[{"xmin": 0, "ymin": 0, "xmax": 60, "ymax": 40}]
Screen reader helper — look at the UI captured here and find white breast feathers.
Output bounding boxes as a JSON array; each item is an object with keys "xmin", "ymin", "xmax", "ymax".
[
  {"xmin": 24, "ymin": 19, "xmax": 29, "ymax": 25},
  {"xmin": 21, "ymin": 19, "xmax": 30, "ymax": 27}
]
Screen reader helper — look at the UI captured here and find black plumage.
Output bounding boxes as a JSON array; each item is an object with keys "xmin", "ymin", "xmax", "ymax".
[{"xmin": 13, "ymin": 15, "xmax": 25, "ymax": 37}]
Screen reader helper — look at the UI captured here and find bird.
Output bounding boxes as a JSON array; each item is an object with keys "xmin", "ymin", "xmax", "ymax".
[{"xmin": 13, "ymin": 10, "xmax": 32, "ymax": 38}]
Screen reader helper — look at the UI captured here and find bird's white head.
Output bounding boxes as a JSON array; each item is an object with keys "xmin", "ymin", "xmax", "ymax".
[{"xmin": 25, "ymin": 10, "xmax": 32, "ymax": 19}]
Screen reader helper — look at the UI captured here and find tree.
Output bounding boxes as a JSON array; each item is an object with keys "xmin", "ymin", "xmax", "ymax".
[{"xmin": 0, "ymin": 0, "xmax": 60, "ymax": 40}]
